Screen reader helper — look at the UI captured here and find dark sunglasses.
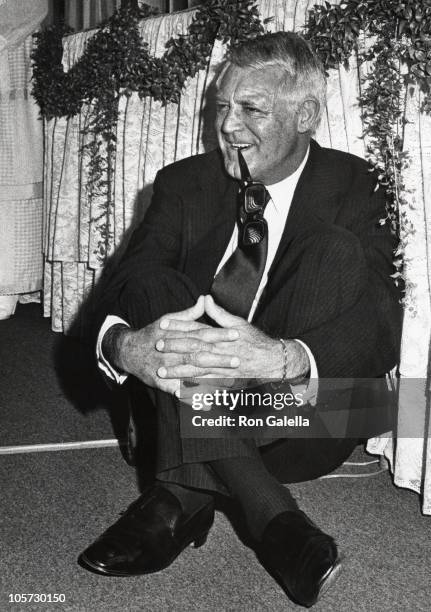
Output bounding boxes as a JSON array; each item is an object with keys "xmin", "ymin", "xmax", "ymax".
[{"xmin": 238, "ymin": 151, "xmax": 268, "ymax": 246}]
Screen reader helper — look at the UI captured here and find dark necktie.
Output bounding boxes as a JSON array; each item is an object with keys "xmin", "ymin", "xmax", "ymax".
[{"xmin": 211, "ymin": 177, "xmax": 271, "ymax": 319}]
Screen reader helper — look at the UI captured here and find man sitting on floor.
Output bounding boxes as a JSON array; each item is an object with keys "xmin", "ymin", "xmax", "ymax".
[{"xmin": 79, "ymin": 32, "xmax": 401, "ymax": 607}]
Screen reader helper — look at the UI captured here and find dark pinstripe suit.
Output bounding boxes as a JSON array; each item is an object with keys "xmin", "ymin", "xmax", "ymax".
[{"xmin": 94, "ymin": 140, "xmax": 402, "ymax": 490}]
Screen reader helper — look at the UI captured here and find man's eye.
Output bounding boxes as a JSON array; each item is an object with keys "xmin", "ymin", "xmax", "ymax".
[
  {"xmin": 216, "ymin": 102, "xmax": 229, "ymax": 111},
  {"xmin": 243, "ymin": 106, "xmax": 262, "ymax": 114}
]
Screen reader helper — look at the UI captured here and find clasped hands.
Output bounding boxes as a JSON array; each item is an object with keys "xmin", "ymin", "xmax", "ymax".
[{"xmin": 117, "ymin": 295, "xmax": 309, "ymax": 395}]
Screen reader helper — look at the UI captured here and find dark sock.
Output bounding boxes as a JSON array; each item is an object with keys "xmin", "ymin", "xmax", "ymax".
[
  {"xmin": 158, "ymin": 480, "xmax": 213, "ymax": 515},
  {"xmin": 210, "ymin": 451, "xmax": 299, "ymax": 540}
]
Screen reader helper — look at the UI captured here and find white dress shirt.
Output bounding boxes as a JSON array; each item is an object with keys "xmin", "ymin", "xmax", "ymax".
[{"xmin": 97, "ymin": 147, "xmax": 318, "ymax": 401}]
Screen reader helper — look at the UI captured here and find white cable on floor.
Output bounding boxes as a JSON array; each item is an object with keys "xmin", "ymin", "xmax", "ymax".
[
  {"xmin": 319, "ymin": 468, "xmax": 388, "ymax": 479},
  {"xmin": 343, "ymin": 460, "xmax": 379, "ymax": 466},
  {"xmin": 0, "ymin": 439, "xmax": 120, "ymax": 455}
]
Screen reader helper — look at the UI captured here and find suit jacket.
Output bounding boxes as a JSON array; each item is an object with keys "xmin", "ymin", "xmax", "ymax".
[{"xmin": 94, "ymin": 139, "xmax": 402, "ymax": 379}]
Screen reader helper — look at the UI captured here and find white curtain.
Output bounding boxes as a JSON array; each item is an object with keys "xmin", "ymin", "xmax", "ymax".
[
  {"xmin": 42, "ymin": 0, "xmax": 431, "ymax": 514},
  {"xmin": 0, "ymin": 0, "xmax": 47, "ymax": 305},
  {"xmin": 367, "ymin": 82, "xmax": 431, "ymax": 514}
]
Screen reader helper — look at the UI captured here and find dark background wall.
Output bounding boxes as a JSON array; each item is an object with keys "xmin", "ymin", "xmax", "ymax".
[{"xmin": 47, "ymin": 0, "xmax": 203, "ymax": 29}]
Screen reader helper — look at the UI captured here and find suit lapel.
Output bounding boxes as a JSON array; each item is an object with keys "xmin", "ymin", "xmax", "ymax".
[
  {"xmin": 253, "ymin": 140, "xmax": 342, "ymax": 322},
  {"xmin": 268, "ymin": 139, "xmax": 343, "ymax": 276},
  {"xmin": 186, "ymin": 151, "xmax": 239, "ymax": 292}
]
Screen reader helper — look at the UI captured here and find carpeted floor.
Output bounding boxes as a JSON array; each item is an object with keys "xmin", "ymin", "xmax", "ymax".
[
  {"xmin": 1, "ymin": 304, "xmax": 430, "ymax": 611},
  {"xmin": 0, "ymin": 303, "xmax": 126, "ymax": 447}
]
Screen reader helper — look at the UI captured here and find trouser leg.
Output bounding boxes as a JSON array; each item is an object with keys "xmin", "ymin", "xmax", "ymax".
[{"xmin": 119, "ymin": 267, "xmax": 262, "ymax": 493}]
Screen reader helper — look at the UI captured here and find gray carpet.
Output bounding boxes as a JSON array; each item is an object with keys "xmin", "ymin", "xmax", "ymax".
[
  {"xmin": 1, "ymin": 303, "xmax": 431, "ymax": 611},
  {"xmin": 0, "ymin": 303, "xmax": 124, "ymax": 446},
  {"xmin": 1, "ymin": 447, "xmax": 430, "ymax": 612}
]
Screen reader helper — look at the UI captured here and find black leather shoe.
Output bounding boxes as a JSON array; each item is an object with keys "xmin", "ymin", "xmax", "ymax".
[
  {"xmin": 259, "ymin": 511, "xmax": 341, "ymax": 607},
  {"xmin": 79, "ymin": 484, "xmax": 214, "ymax": 576}
]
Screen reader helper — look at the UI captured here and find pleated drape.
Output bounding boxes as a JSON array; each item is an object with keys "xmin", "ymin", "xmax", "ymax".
[
  {"xmin": 42, "ymin": 0, "xmax": 431, "ymax": 515},
  {"xmin": 0, "ymin": 0, "xmax": 47, "ymax": 300}
]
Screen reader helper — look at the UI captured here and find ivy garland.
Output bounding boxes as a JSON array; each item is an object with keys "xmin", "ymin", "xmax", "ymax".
[
  {"xmin": 305, "ymin": 0, "xmax": 431, "ymax": 300},
  {"xmin": 32, "ymin": 1, "xmax": 264, "ymax": 116},
  {"xmin": 32, "ymin": 0, "xmax": 431, "ymax": 287}
]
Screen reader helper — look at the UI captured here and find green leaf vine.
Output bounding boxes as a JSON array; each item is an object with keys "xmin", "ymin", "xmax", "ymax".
[
  {"xmin": 305, "ymin": 0, "xmax": 431, "ymax": 303},
  {"xmin": 32, "ymin": 0, "xmax": 431, "ymax": 291}
]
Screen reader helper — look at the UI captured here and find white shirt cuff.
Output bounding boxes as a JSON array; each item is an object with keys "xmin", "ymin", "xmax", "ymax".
[
  {"xmin": 292, "ymin": 339, "xmax": 319, "ymax": 406},
  {"xmin": 96, "ymin": 315, "xmax": 130, "ymax": 385}
]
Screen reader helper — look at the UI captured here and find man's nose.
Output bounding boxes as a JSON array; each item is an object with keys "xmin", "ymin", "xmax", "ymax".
[{"xmin": 221, "ymin": 106, "xmax": 242, "ymax": 134}]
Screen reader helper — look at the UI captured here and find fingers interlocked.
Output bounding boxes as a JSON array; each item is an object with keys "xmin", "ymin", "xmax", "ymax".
[{"xmin": 156, "ymin": 333, "xmax": 240, "ymax": 379}]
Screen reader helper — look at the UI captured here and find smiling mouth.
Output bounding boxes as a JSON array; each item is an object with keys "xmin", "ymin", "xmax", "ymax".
[{"xmin": 229, "ymin": 143, "xmax": 252, "ymax": 151}]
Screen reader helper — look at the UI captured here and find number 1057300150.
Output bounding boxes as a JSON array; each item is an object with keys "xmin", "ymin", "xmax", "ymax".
[{"xmin": 9, "ymin": 594, "xmax": 66, "ymax": 604}]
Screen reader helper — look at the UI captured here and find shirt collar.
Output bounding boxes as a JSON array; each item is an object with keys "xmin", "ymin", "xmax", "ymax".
[{"xmin": 266, "ymin": 146, "xmax": 310, "ymax": 213}]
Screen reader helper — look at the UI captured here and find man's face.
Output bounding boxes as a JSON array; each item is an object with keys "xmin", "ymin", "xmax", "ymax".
[{"xmin": 215, "ymin": 63, "xmax": 303, "ymax": 185}]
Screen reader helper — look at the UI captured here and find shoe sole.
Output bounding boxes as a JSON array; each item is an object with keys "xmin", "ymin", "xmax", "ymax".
[
  {"xmin": 269, "ymin": 556, "xmax": 342, "ymax": 607},
  {"xmin": 317, "ymin": 557, "xmax": 343, "ymax": 601}
]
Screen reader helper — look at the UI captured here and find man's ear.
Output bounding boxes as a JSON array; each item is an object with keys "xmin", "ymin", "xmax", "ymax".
[{"xmin": 297, "ymin": 98, "xmax": 320, "ymax": 133}]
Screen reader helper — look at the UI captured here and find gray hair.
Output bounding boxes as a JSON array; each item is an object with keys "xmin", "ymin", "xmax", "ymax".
[{"xmin": 227, "ymin": 32, "xmax": 326, "ymax": 131}]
